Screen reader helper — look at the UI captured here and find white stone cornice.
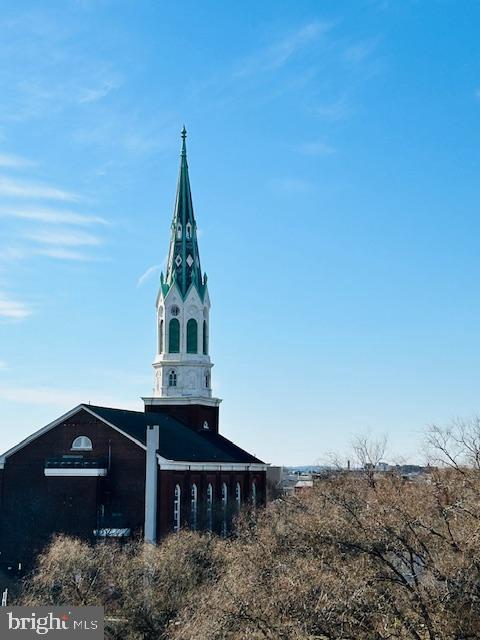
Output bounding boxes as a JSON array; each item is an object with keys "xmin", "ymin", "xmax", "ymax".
[{"xmin": 142, "ymin": 395, "xmax": 222, "ymax": 408}]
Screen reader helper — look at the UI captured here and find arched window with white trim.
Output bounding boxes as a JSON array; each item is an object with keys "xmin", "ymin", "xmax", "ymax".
[
  {"xmin": 169, "ymin": 318, "xmax": 180, "ymax": 353},
  {"xmin": 221, "ymin": 482, "xmax": 228, "ymax": 538},
  {"xmin": 190, "ymin": 483, "xmax": 198, "ymax": 531},
  {"xmin": 71, "ymin": 436, "xmax": 92, "ymax": 451},
  {"xmin": 235, "ymin": 482, "xmax": 241, "ymax": 512},
  {"xmin": 206, "ymin": 483, "xmax": 213, "ymax": 532},
  {"xmin": 251, "ymin": 480, "xmax": 257, "ymax": 509},
  {"xmin": 173, "ymin": 484, "xmax": 181, "ymax": 532},
  {"xmin": 168, "ymin": 370, "xmax": 177, "ymax": 387},
  {"xmin": 186, "ymin": 318, "xmax": 198, "ymax": 354}
]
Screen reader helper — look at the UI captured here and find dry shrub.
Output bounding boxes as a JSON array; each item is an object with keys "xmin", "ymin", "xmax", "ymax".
[
  {"xmin": 19, "ymin": 532, "xmax": 225, "ymax": 640},
  {"xmin": 173, "ymin": 471, "xmax": 480, "ymax": 640}
]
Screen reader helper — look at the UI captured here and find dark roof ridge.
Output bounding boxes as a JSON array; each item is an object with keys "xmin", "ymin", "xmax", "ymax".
[{"xmin": 83, "ymin": 403, "xmax": 144, "ymax": 415}]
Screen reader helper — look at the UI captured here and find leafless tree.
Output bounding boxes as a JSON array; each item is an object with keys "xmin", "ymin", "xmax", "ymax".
[
  {"xmin": 352, "ymin": 432, "xmax": 387, "ymax": 485},
  {"xmin": 426, "ymin": 416, "xmax": 480, "ymax": 471}
]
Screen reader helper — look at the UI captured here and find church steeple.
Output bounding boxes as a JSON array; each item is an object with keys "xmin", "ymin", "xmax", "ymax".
[
  {"xmin": 146, "ymin": 128, "xmax": 220, "ymax": 412},
  {"xmin": 162, "ymin": 127, "xmax": 206, "ymax": 300}
]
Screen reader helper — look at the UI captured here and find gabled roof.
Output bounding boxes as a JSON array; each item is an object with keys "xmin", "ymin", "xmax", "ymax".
[
  {"xmin": 88, "ymin": 405, "xmax": 264, "ymax": 464},
  {"xmin": 0, "ymin": 404, "xmax": 265, "ymax": 467}
]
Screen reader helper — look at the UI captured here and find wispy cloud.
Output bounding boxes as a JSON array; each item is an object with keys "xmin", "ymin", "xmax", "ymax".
[
  {"xmin": 72, "ymin": 114, "xmax": 172, "ymax": 156},
  {"xmin": 0, "ymin": 176, "xmax": 79, "ymax": 201},
  {"xmin": 312, "ymin": 97, "xmax": 353, "ymax": 121},
  {"xmin": 234, "ymin": 22, "xmax": 332, "ymax": 77},
  {"xmin": 137, "ymin": 264, "xmax": 161, "ymax": 287},
  {"xmin": 343, "ymin": 39, "xmax": 379, "ymax": 65},
  {"xmin": 0, "ymin": 384, "xmax": 142, "ymax": 410},
  {"xmin": 0, "ymin": 246, "xmax": 28, "ymax": 262},
  {"xmin": 78, "ymin": 79, "xmax": 122, "ymax": 104},
  {"xmin": 0, "ymin": 293, "xmax": 32, "ymax": 320},
  {"xmin": 0, "ymin": 206, "xmax": 107, "ymax": 225},
  {"xmin": 299, "ymin": 141, "xmax": 336, "ymax": 156},
  {"xmin": 35, "ymin": 247, "xmax": 95, "ymax": 261},
  {"xmin": 0, "ymin": 153, "xmax": 34, "ymax": 168},
  {"xmin": 26, "ymin": 229, "xmax": 102, "ymax": 247},
  {"xmin": 0, "ymin": 361, "xmax": 8, "ymax": 371},
  {"xmin": 17, "ymin": 228, "xmax": 105, "ymax": 262}
]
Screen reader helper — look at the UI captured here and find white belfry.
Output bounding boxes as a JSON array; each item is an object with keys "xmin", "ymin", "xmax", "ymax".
[{"xmin": 153, "ymin": 283, "xmax": 212, "ymax": 399}]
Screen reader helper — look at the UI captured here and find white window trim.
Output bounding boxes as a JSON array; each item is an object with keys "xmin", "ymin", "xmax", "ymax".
[
  {"xmin": 221, "ymin": 482, "xmax": 228, "ymax": 538},
  {"xmin": 71, "ymin": 435, "xmax": 93, "ymax": 451},
  {"xmin": 236, "ymin": 482, "xmax": 241, "ymax": 510},
  {"xmin": 191, "ymin": 483, "xmax": 198, "ymax": 531},
  {"xmin": 173, "ymin": 484, "xmax": 181, "ymax": 533},
  {"xmin": 206, "ymin": 483, "xmax": 213, "ymax": 532}
]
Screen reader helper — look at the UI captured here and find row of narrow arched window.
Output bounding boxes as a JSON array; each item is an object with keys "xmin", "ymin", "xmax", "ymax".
[
  {"xmin": 159, "ymin": 319, "xmax": 208, "ymax": 355},
  {"xmin": 176, "ymin": 222, "xmax": 192, "ymax": 240},
  {"xmin": 173, "ymin": 481, "xmax": 257, "ymax": 536}
]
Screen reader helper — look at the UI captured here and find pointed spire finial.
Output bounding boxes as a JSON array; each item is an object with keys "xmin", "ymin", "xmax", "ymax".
[
  {"xmin": 181, "ymin": 125, "xmax": 187, "ymax": 158},
  {"xmin": 181, "ymin": 125, "xmax": 187, "ymax": 156}
]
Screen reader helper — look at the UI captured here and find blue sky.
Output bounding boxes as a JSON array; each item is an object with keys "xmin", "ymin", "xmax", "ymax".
[{"xmin": 1, "ymin": 0, "xmax": 480, "ymax": 465}]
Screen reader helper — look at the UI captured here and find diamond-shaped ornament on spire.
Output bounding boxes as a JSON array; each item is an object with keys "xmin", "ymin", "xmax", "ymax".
[
  {"xmin": 186, "ymin": 254, "xmax": 194, "ymax": 267},
  {"xmin": 175, "ymin": 254, "xmax": 182, "ymax": 267}
]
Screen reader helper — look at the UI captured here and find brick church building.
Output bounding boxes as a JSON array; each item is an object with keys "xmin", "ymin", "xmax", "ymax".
[{"xmin": 0, "ymin": 129, "xmax": 267, "ymax": 568}]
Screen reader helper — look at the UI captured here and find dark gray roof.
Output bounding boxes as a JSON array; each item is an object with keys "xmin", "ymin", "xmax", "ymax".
[{"xmin": 86, "ymin": 405, "xmax": 264, "ymax": 464}]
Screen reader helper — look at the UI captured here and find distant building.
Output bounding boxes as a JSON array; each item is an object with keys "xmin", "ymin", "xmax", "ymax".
[
  {"xmin": 0, "ymin": 129, "xmax": 267, "ymax": 569},
  {"xmin": 294, "ymin": 479, "xmax": 313, "ymax": 493}
]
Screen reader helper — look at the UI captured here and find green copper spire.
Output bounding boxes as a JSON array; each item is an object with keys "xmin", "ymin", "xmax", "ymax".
[{"xmin": 163, "ymin": 128, "xmax": 206, "ymax": 299}]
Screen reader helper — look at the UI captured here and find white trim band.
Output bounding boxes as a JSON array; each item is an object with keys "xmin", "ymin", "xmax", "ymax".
[
  {"xmin": 44, "ymin": 468, "xmax": 107, "ymax": 477},
  {"xmin": 156, "ymin": 458, "xmax": 268, "ymax": 472},
  {"xmin": 142, "ymin": 395, "xmax": 222, "ymax": 408}
]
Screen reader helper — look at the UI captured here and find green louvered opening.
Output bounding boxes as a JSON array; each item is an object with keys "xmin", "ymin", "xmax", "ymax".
[
  {"xmin": 169, "ymin": 318, "xmax": 180, "ymax": 353},
  {"xmin": 187, "ymin": 318, "xmax": 198, "ymax": 354},
  {"xmin": 203, "ymin": 320, "xmax": 208, "ymax": 355}
]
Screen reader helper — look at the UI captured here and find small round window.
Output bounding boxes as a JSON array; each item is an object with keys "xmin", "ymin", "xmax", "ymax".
[{"xmin": 171, "ymin": 305, "xmax": 180, "ymax": 317}]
